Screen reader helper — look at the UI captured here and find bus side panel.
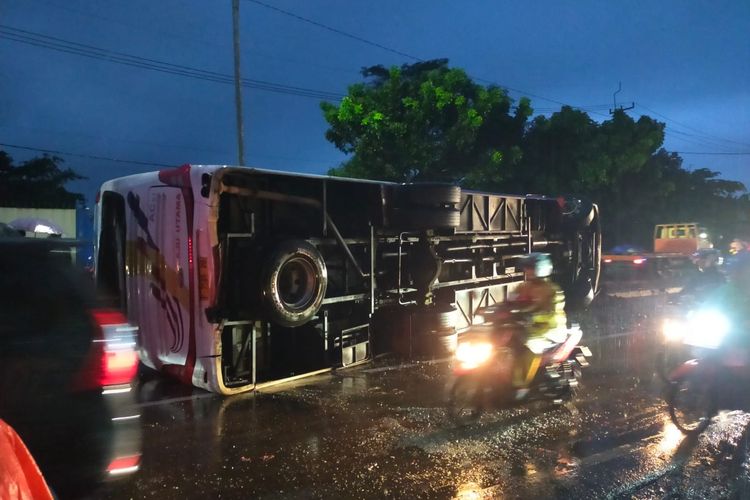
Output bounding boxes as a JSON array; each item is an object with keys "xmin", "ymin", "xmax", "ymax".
[
  {"xmin": 192, "ymin": 183, "xmax": 222, "ymax": 389},
  {"xmin": 123, "ymin": 185, "xmax": 193, "ymax": 368}
]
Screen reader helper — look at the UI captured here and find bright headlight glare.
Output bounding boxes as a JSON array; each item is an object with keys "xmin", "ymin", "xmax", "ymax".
[
  {"xmin": 456, "ymin": 341, "xmax": 493, "ymax": 368},
  {"xmin": 662, "ymin": 318, "xmax": 685, "ymax": 342},
  {"xmin": 683, "ymin": 310, "xmax": 730, "ymax": 349}
]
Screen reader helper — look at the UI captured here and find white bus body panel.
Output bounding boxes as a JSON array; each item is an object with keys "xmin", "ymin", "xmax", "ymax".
[{"xmin": 97, "ymin": 165, "xmax": 225, "ymax": 392}]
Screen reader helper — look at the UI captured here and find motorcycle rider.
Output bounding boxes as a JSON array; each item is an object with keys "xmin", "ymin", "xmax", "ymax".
[
  {"xmin": 680, "ymin": 249, "xmax": 725, "ymax": 299},
  {"xmin": 703, "ymin": 252, "xmax": 750, "ymax": 351},
  {"xmin": 729, "ymin": 238, "xmax": 749, "ymax": 256},
  {"xmin": 507, "ymin": 253, "xmax": 567, "ymax": 398}
]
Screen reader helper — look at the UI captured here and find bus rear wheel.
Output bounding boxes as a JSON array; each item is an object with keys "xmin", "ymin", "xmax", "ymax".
[{"xmin": 261, "ymin": 240, "xmax": 328, "ymax": 327}]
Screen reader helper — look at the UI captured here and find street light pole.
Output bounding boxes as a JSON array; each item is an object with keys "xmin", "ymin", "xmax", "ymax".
[{"xmin": 232, "ymin": 0, "xmax": 245, "ymax": 166}]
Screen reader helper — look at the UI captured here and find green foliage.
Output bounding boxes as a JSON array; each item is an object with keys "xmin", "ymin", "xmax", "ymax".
[
  {"xmin": 322, "ymin": 61, "xmax": 749, "ymax": 248},
  {"xmin": 322, "ymin": 59, "xmax": 530, "ymax": 183},
  {"xmin": 0, "ymin": 151, "xmax": 84, "ymax": 208}
]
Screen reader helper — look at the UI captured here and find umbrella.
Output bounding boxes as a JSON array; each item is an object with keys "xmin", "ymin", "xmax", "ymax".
[{"xmin": 7, "ymin": 217, "xmax": 65, "ymax": 236}]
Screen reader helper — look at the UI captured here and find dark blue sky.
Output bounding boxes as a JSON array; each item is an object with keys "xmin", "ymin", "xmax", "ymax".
[{"xmin": 2, "ymin": 0, "xmax": 748, "ymax": 203}]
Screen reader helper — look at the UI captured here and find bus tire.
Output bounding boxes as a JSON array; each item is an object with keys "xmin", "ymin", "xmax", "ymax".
[
  {"xmin": 393, "ymin": 207, "xmax": 460, "ymax": 230},
  {"xmin": 401, "ymin": 183, "xmax": 461, "ymax": 207},
  {"xmin": 569, "ymin": 276, "xmax": 595, "ymax": 309},
  {"xmin": 261, "ymin": 240, "xmax": 327, "ymax": 328},
  {"xmin": 561, "ymin": 197, "xmax": 595, "ymax": 230},
  {"xmin": 413, "ymin": 304, "xmax": 458, "ymax": 332}
]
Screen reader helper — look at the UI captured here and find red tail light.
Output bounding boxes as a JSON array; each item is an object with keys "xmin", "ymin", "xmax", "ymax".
[
  {"xmin": 100, "ymin": 349, "xmax": 139, "ymax": 387},
  {"xmin": 74, "ymin": 310, "xmax": 139, "ymax": 391},
  {"xmin": 107, "ymin": 454, "xmax": 141, "ymax": 475}
]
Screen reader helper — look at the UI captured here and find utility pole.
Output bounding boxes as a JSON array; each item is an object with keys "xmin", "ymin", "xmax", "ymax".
[
  {"xmin": 232, "ymin": 0, "xmax": 245, "ymax": 166},
  {"xmin": 609, "ymin": 82, "xmax": 634, "ymax": 114}
]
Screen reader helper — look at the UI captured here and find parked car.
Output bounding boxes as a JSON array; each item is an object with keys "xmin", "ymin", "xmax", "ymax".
[{"xmin": 0, "ymin": 238, "xmax": 141, "ymax": 498}]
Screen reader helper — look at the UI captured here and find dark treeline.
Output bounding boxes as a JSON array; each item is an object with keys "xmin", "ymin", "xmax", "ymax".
[{"xmin": 0, "ymin": 151, "xmax": 84, "ymax": 208}]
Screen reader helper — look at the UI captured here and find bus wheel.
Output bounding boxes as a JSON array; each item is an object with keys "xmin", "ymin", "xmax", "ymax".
[
  {"xmin": 392, "ymin": 207, "xmax": 460, "ymax": 230},
  {"xmin": 561, "ymin": 197, "xmax": 595, "ymax": 230},
  {"xmin": 261, "ymin": 240, "xmax": 327, "ymax": 327},
  {"xmin": 400, "ymin": 183, "xmax": 461, "ymax": 207}
]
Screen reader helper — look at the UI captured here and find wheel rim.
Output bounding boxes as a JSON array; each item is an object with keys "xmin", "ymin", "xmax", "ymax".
[
  {"xmin": 670, "ymin": 379, "xmax": 713, "ymax": 432},
  {"xmin": 277, "ymin": 257, "xmax": 317, "ymax": 311}
]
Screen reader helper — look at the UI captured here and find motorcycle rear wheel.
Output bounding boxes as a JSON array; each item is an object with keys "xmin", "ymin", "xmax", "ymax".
[
  {"xmin": 667, "ymin": 376, "xmax": 716, "ymax": 435},
  {"xmin": 448, "ymin": 375, "xmax": 484, "ymax": 425}
]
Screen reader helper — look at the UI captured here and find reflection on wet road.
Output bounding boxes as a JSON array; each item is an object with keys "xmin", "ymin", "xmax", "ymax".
[{"xmin": 99, "ymin": 296, "xmax": 750, "ymax": 499}]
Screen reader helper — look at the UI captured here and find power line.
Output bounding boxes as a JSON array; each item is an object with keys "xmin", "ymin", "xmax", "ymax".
[
  {"xmin": 44, "ymin": 0, "xmax": 600, "ymax": 114},
  {"xmin": 666, "ymin": 129, "xmax": 750, "ymax": 154},
  {"xmin": 0, "ymin": 25, "xmax": 345, "ymax": 100},
  {"xmin": 243, "ymin": 0, "xmax": 422, "ymax": 62},
  {"xmin": 0, "ymin": 26, "xmax": 344, "ymax": 99},
  {"xmin": 2, "ymin": 21, "xmax": 609, "ymax": 116},
  {"xmin": 674, "ymin": 151, "xmax": 750, "ymax": 156},
  {"xmin": 0, "ymin": 142, "xmax": 173, "ymax": 167},
  {"xmin": 638, "ymin": 103, "xmax": 750, "ymax": 149},
  {"xmin": 1, "ymin": 141, "xmax": 339, "ymax": 168},
  {"xmin": 39, "ymin": 0, "xmax": 360, "ymax": 76},
  {"xmin": 244, "ymin": 0, "xmax": 613, "ymax": 117}
]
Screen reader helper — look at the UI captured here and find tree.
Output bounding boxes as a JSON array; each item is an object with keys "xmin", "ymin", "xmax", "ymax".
[
  {"xmin": 508, "ymin": 109, "xmax": 671, "ymax": 246},
  {"xmin": 0, "ymin": 151, "xmax": 85, "ymax": 208},
  {"xmin": 510, "ymin": 106, "xmax": 603, "ymax": 194},
  {"xmin": 322, "ymin": 59, "xmax": 531, "ymax": 184},
  {"xmin": 321, "ymin": 62, "xmax": 749, "ymax": 249},
  {"xmin": 516, "ymin": 109, "xmax": 748, "ymax": 248}
]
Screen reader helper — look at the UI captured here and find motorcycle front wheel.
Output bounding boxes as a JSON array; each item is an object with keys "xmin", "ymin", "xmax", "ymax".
[
  {"xmin": 448, "ymin": 375, "xmax": 484, "ymax": 425},
  {"xmin": 656, "ymin": 346, "xmax": 683, "ymax": 383},
  {"xmin": 666, "ymin": 376, "xmax": 717, "ymax": 435}
]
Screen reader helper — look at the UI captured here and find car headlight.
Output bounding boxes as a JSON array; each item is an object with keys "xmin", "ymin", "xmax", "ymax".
[
  {"xmin": 683, "ymin": 309, "xmax": 730, "ymax": 349},
  {"xmin": 662, "ymin": 318, "xmax": 685, "ymax": 342},
  {"xmin": 455, "ymin": 341, "xmax": 494, "ymax": 369}
]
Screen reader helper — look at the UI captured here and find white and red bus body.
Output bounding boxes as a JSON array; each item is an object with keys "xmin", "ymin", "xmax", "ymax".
[{"xmin": 95, "ymin": 164, "xmax": 600, "ymax": 394}]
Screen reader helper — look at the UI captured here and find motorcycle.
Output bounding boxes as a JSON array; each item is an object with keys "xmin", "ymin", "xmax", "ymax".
[
  {"xmin": 658, "ymin": 295, "xmax": 698, "ymax": 382},
  {"xmin": 664, "ymin": 308, "xmax": 749, "ymax": 435},
  {"xmin": 447, "ymin": 308, "xmax": 590, "ymax": 424}
]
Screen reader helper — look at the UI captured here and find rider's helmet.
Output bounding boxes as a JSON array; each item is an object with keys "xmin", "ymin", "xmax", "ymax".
[
  {"xmin": 691, "ymin": 249, "xmax": 721, "ymax": 271},
  {"xmin": 517, "ymin": 253, "xmax": 554, "ymax": 278}
]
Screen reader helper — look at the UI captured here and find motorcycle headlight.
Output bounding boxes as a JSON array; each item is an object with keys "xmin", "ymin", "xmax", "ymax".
[
  {"xmin": 662, "ymin": 318, "xmax": 685, "ymax": 342},
  {"xmin": 455, "ymin": 341, "xmax": 494, "ymax": 369},
  {"xmin": 683, "ymin": 310, "xmax": 730, "ymax": 349}
]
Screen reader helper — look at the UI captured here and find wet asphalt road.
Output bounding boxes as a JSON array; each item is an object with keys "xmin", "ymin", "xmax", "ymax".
[{"xmin": 98, "ymin": 295, "xmax": 750, "ymax": 499}]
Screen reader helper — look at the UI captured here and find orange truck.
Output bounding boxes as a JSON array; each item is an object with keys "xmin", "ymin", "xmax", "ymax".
[
  {"xmin": 653, "ymin": 223, "xmax": 712, "ymax": 255},
  {"xmin": 601, "ymin": 223, "xmax": 712, "ymax": 294}
]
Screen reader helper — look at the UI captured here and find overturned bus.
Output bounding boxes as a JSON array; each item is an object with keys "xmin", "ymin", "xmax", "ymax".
[{"xmin": 94, "ymin": 164, "xmax": 600, "ymax": 394}]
